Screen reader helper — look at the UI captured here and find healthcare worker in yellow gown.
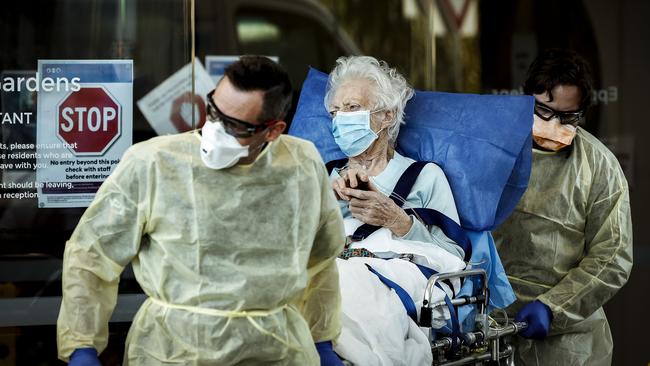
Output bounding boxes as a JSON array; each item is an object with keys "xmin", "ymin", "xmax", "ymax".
[
  {"xmin": 57, "ymin": 56, "xmax": 346, "ymax": 365},
  {"xmin": 494, "ymin": 49, "xmax": 633, "ymax": 366}
]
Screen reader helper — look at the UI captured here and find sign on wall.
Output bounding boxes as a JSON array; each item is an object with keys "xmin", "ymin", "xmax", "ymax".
[
  {"xmin": 35, "ymin": 60, "xmax": 133, "ymax": 208},
  {"xmin": 137, "ymin": 60, "xmax": 213, "ymax": 136}
]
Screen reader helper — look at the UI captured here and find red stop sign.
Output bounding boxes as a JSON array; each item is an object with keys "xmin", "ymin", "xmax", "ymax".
[{"xmin": 57, "ymin": 87, "xmax": 121, "ymax": 155}]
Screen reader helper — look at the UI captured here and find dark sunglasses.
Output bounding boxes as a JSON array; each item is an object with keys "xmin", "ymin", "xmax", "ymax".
[
  {"xmin": 534, "ymin": 101, "xmax": 584, "ymax": 126},
  {"xmin": 206, "ymin": 90, "xmax": 277, "ymax": 138}
]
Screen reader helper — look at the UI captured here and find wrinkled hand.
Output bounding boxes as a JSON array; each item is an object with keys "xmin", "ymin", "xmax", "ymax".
[
  {"xmin": 342, "ymin": 187, "xmax": 412, "ymax": 236},
  {"xmin": 332, "ymin": 167, "xmax": 369, "ymax": 201},
  {"xmin": 69, "ymin": 348, "xmax": 101, "ymax": 366},
  {"xmin": 515, "ymin": 300, "xmax": 553, "ymax": 340},
  {"xmin": 315, "ymin": 341, "xmax": 344, "ymax": 366}
]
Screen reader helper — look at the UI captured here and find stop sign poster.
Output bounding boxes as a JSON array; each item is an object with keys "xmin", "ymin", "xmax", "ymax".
[{"xmin": 35, "ymin": 60, "xmax": 133, "ymax": 208}]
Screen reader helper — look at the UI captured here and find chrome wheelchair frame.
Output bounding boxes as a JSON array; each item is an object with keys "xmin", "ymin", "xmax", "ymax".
[{"xmin": 419, "ymin": 269, "xmax": 527, "ymax": 366}]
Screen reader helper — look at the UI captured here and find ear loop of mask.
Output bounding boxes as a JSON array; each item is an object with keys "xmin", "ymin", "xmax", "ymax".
[
  {"xmin": 359, "ymin": 110, "xmax": 389, "ymax": 158},
  {"xmin": 371, "ymin": 108, "xmax": 389, "ymax": 135},
  {"xmin": 364, "ymin": 109, "xmax": 393, "ymax": 159}
]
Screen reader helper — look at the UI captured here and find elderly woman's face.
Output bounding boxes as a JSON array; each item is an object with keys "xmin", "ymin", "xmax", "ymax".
[{"xmin": 329, "ymin": 78, "xmax": 383, "ymax": 131}]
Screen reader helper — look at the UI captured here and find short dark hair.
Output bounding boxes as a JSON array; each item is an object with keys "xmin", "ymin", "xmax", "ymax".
[
  {"xmin": 224, "ymin": 55, "xmax": 292, "ymax": 122},
  {"xmin": 523, "ymin": 48, "xmax": 594, "ymax": 110}
]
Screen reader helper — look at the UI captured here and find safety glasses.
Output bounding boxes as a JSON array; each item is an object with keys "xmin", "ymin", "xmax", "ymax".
[
  {"xmin": 206, "ymin": 90, "xmax": 277, "ymax": 138},
  {"xmin": 534, "ymin": 101, "xmax": 584, "ymax": 126}
]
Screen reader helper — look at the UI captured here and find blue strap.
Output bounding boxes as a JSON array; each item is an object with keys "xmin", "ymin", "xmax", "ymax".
[
  {"xmin": 351, "ymin": 162, "xmax": 472, "ymax": 263},
  {"xmin": 404, "ymin": 208, "xmax": 473, "ymax": 262},
  {"xmin": 416, "ymin": 261, "xmax": 462, "ymax": 348},
  {"xmin": 444, "ymin": 294, "xmax": 461, "ymax": 352},
  {"xmin": 413, "ymin": 263, "xmax": 456, "ymax": 297},
  {"xmin": 390, "ymin": 161, "xmax": 429, "ymax": 206},
  {"xmin": 415, "ymin": 263, "xmax": 437, "ymax": 279},
  {"xmin": 415, "ymin": 263, "xmax": 457, "ymax": 299},
  {"xmin": 351, "ymin": 162, "xmax": 426, "ymax": 240},
  {"xmin": 351, "ymin": 224, "xmax": 381, "ymax": 241},
  {"xmin": 365, "ymin": 264, "xmax": 418, "ymax": 323},
  {"xmin": 369, "ymin": 260, "xmax": 461, "ymax": 339}
]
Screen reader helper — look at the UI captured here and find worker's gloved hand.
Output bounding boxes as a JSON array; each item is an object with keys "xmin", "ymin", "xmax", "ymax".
[
  {"xmin": 515, "ymin": 300, "xmax": 553, "ymax": 340},
  {"xmin": 315, "ymin": 341, "xmax": 344, "ymax": 366},
  {"xmin": 69, "ymin": 348, "xmax": 101, "ymax": 366}
]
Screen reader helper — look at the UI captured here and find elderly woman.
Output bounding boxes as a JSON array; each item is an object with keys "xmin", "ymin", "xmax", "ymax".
[
  {"xmin": 325, "ymin": 56, "xmax": 466, "ymax": 366},
  {"xmin": 326, "ymin": 56, "xmax": 464, "ymax": 260}
]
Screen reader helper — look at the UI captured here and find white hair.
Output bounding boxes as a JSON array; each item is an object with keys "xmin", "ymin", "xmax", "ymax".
[{"xmin": 324, "ymin": 56, "xmax": 414, "ymax": 146}]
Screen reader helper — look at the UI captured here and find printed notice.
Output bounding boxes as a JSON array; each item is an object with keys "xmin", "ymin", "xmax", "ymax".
[
  {"xmin": 34, "ymin": 60, "xmax": 133, "ymax": 208},
  {"xmin": 137, "ymin": 60, "xmax": 213, "ymax": 136}
]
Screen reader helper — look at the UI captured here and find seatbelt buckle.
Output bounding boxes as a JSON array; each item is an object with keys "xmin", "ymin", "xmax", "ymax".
[{"xmin": 398, "ymin": 253, "xmax": 414, "ymax": 262}]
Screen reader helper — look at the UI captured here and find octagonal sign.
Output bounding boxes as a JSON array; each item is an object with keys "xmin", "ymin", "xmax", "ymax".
[{"xmin": 57, "ymin": 86, "xmax": 121, "ymax": 155}]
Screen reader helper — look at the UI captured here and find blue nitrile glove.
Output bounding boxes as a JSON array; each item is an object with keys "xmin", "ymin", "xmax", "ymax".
[
  {"xmin": 69, "ymin": 348, "xmax": 101, "ymax": 366},
  {"xmin": 315, "ymin": 341, "xmax": 344, "ymax": 366},
  {"xmin": 515, "ymin": 300, "xmax": 553, "ymax": 339}
]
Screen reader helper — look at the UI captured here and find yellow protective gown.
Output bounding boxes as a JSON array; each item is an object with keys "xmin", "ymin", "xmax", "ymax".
[
  {"xmin": 57, "ymin": 132, "xmax": 345, "ymax": 365},
  {"xmin": 494, "ymin": 128, "xmax": 633, "ymax": 366}
]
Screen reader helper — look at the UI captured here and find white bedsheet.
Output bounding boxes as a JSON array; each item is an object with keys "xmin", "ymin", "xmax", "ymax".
[{"xmin": 334, "ymin": 220, "xmax": 465, "ymax": 366}]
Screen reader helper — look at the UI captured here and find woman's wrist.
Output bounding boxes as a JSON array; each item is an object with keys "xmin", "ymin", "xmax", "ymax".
[{"xmin": 388, "ymin": 211, "xmax": 412, "ymax": 237}]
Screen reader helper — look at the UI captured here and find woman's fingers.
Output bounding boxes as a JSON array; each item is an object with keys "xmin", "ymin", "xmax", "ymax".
[
  {"xmin": 347, "ymin": 169, "xmax": 370, "ymax": 189},
  {"xmin": 347, "ymin": 168, "xmax": 359, "ymax": 188},
  {"xmin": 332, "ymin": 178, "xmax": 350, "ymax": 200},
  {"xmin": 348, "ymin": 192, "xmax": 403, "ymax": 228},
  {"xmin": 343, "ymin": 188, "xmax": 375, "ymax": 200}
]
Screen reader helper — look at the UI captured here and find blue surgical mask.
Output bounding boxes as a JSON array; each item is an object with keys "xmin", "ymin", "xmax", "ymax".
[{"xmin": 332, "ymin": 110, "xmax": 383, "ymax": 157}]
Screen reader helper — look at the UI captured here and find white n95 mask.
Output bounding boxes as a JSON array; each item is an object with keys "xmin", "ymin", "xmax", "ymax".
[{"xmin": 200, "ymin": 121, "xmax": 249, "ymax": 169}]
